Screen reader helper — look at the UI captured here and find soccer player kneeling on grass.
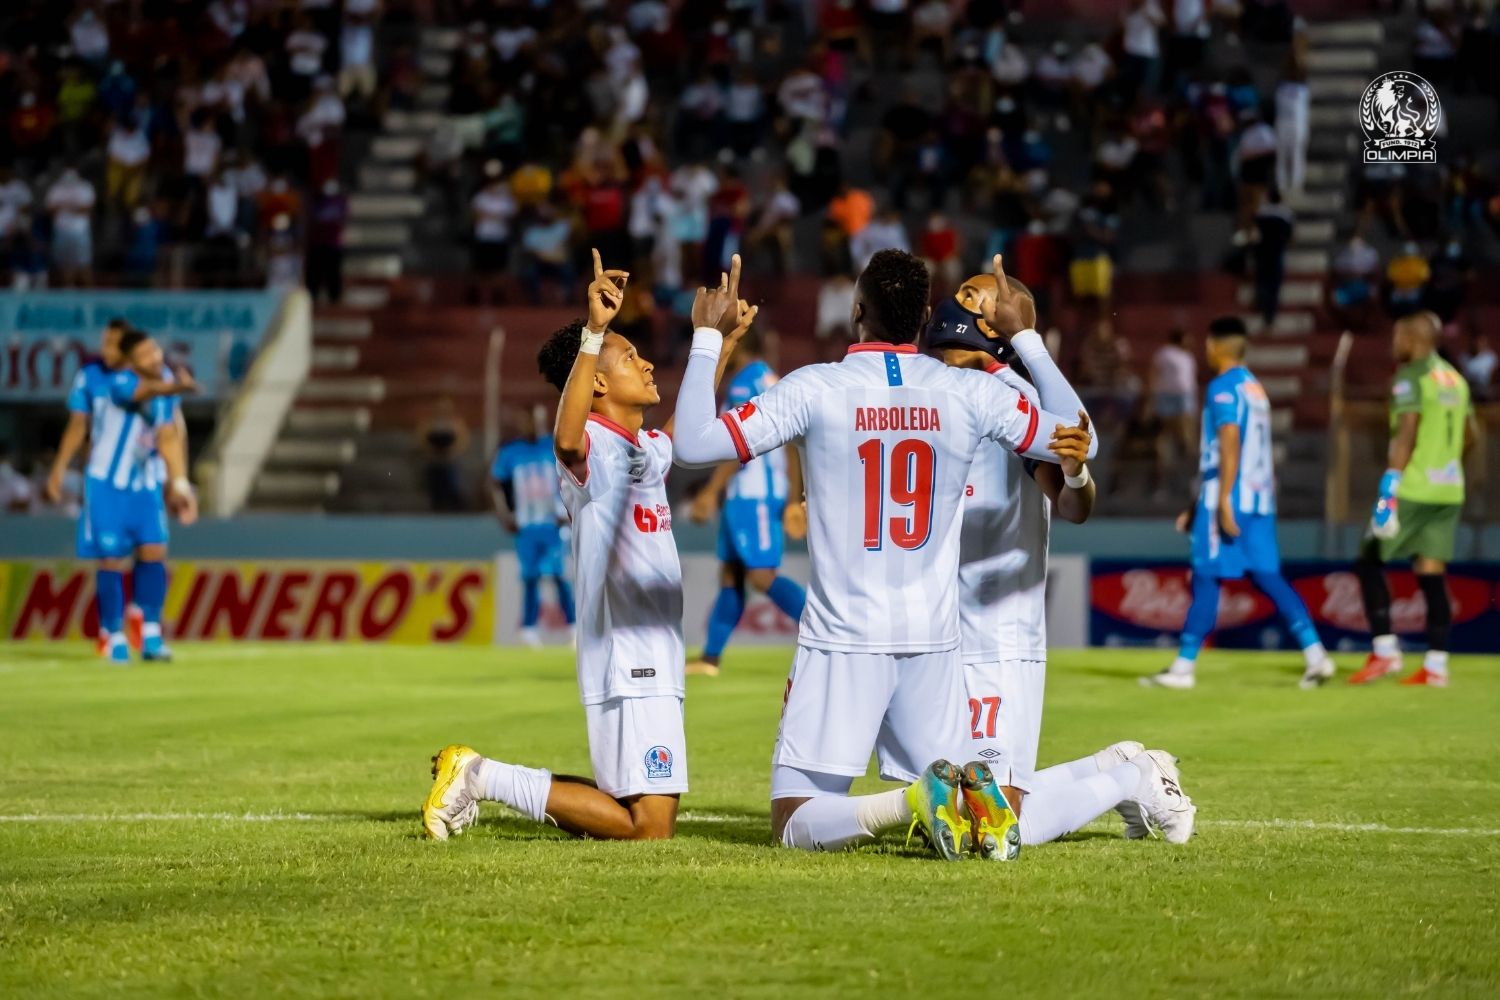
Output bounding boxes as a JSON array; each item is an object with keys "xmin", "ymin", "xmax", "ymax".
[{"xmin": 422, "ymin": 251, "xmax": 753, "ymax": 841}]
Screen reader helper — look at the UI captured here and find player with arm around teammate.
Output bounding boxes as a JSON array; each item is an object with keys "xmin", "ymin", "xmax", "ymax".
[
  {"xmin": 927, "ymin": 256, "xmax": 1195, "ymax": 847},
  {"xmin": 675, "ymin": 249, "xmax": 1092, "ymax": 861},
  {"xmin": 1143, "ymin": 316, "xmax": 1335, "ymax": 690},
  {"xmin": 84, "ymin": 327, "xmax": 198, "ymax": 664},
  {"xmin": 422, "ymin": 251, "xmax": 755, "ymax": 842}
]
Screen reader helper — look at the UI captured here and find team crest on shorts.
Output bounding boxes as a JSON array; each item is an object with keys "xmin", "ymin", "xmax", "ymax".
[{"xmin": 644, "ymin": 745, "xmax": 673, "ymax": 779}]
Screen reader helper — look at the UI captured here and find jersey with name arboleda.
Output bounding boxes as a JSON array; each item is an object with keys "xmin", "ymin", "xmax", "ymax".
[
  {"xmin": 491, "ymin": 435, "xmax": 564, "ymax": 528},
  {"xmin": 1391, "ymin": 354, "xmax": 1470, "ymax": 506},
  {"xmin": 1200, "ymin": 365, "xmax": 1275, "ymax": 517},
  {"xmin": 76, "ymin": 368, "xmax": 179, "ymax": 492},
  {"xmin": 557, "ymin": 414, "xmax": 684, "ymax": 705},
  {"xmin": 718, "ymin": 343, "xmax": 1047, "ymax": 655},
  {"xmin": 959, "ymin": 364, "xmax": 1050, "ymax": 663},
  {"xmin": 723, "ymin": 359, "xmax": 788, "ymax": 503}
]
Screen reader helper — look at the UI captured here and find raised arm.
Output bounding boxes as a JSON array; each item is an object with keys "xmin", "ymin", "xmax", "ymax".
[
  {"xmin": 672, "ymin": 256, "xmax": 766, "ymax": 468},
  {"xmin": 554, "ymin": 249, "xmax": 628, "ymax": 480},
  {"xmin": 981, "ymin": 254, "xmax": 1097, "ymax": 460}
]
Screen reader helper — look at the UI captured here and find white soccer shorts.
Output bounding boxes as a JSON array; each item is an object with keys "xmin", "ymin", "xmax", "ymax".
[
  {"xmin": 962, "ymin": 659, "xmax": 1045, "ymax": 792},
  {"xmin": 584, "ymin": 695, "xmax": 689, "ymax": 798},
  {"xmin": 771, "ymin": 645, "xmax": 971, "ymax": 792}
]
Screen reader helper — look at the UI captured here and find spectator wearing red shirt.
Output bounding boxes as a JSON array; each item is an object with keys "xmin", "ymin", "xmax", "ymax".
[
  {"xmin": 581, "ymin": 164, "xmax": 628, "ymax": 265},
  {"xmin": 1012, "ymin": 219, "xmax": 1065, "ymax": 318},
  {"xmin": 920, "ymin": 212, "xmax": 961, "ymax": 297},
  {"xmin": 10, "ymin": 92, "xmax": 57, "ymax": 172}
]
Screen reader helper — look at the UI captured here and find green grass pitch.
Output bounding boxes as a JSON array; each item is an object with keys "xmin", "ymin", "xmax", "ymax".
[{"xmin": 1, "ymin": 643, "xmax": 1498, "ymax": 998}]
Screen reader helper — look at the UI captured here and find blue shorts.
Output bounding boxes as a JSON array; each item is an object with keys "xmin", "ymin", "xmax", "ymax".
[
  {"xmin": 515, "ymin": 524, "xmax": 565, "ymax": 580},
  {"xmin": 717, "ymin": 498, "xmax": 785, "ymax": 570},
  {"xmin": 78, "ymin": 481, "xmax": 168, "ymax": 559},
  {"xmin": 1192, "ymin": 509, "xmax": 1281, "ymax": 579}
]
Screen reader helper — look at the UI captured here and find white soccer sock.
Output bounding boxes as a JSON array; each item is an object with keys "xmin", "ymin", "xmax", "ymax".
[
  {"xmin": 1031, "ymin": 754, "xmax": 1102, "ymax": 791},
  {"xmin": 477, "ymin": 758, "xmax": 552, "ymax": 823},
  {"xmin": 1301, "ymin": 642, "xmax": 1328, "ymax": 669},
  {"xmin": 1373, "ymin": 634, "xmax": 1400, "ymax": 657},
  {"xmin": 1168, "ymin": 656, "xmax": 1195, "ymax": 675},
  {"xmin": 142, "ymin": 622, "xmax": 162, "ymax": 640},
  {"xmin": 1018, "ymin": 760, "xmax": 1144, "ymax": 846},
  {"xmin": 780, "ymin": 790, "xmax": 912, "ymax": 852},
  {"xmin": 1423, "ymin": 649, "xmax": 1449, "ymax": 675}
]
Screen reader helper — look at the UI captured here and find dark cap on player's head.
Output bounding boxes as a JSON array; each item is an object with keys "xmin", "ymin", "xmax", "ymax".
[
  {"xmin": 1207, "ymin": 316, "xmax": 1248, "ymax": 339},
  {"xmin": 856, "ymin": 249, "xmax": 931, "ymax": 345},
  {"xmin": 106, "ymin": 316, "xmax": 132, "ymax": 333},
  {"xmin": 537, "ymin": 318, "xmax": 587, "ymax": 392}
]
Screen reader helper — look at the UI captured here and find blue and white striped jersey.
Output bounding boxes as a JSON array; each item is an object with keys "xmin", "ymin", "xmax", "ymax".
[
  {"xmin": 1200, "ymin": 365, "xmax": 1276, "ymax": 516},
  {"xmin": 723, "ymin": 360, "xmax": 787, "ymax": 502},
  {"xmin": 82, "ymin": 369, "xmax": 179, "ymax": 492},
  {"xmin": 491, "ymin": 435, "xmax": 564, "ymax": 528}
]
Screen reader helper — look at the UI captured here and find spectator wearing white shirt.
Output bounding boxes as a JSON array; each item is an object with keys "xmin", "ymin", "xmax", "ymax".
[
  {"xmin": 675, "ymin": 71, "xmax": 725, "ymax": 160},
  {"xmin": 747, "ymin": 172, "xmax": 801, "ymax": 275},
  {"xmin": 1167, "ymin": 0, "xmax": 1210, "ymax": 90},
  {"xmin": 849, "ymin": 205, "xmax": 910, "ymax": 272},
  {"xmin": 1233, "ymin": 112, "xmax": 1277, "ymax": 239},
  {"xmin": 1149, "ymin": 328, "xmax": 1198, "ymax": 499},
  {"xmin": 471, "ymin": 162, "xmax": 516, "ymax": 304},
  {"xmin": 340, "ymin": 5, "xmax": 379, "ymax": 103},
  {"xmin": 45, "ymin": 167, "xmax": 96, "ymax": 287},
  {"xmin": 725, "ymin": 67, "xmax": 766, "ymax": 157},
  {"xmin": 105, "ymin": 117, "xmax": 151, "ymax": 213},
  {"xmin": 69, "ymin": 7, "xmax": 111, "ymax": 69},
  {"xmin": 1121, "ymin": 0, "xmax": 1166, "ymax": 100},
  {"xmin": 184, "ymin": 110, "xmax": 223, "ymax": 180},
  {"xmin": 284, "ymin": 14, "xmax": 329, "ymax": 102},
  {"xmin": 912, "ymin": 0, "xmax": 954, "ymax": 61},
  {"xmin": 0, "ymin": 445, "xmax": 35, "ymax": 514},
  {"xmin": 1274, "ymin": 54, "xmax": 1309, "ymax": 196},
  {"xmin": 0, "ymin": 167, "xmax": 34, "ymax": 288}
]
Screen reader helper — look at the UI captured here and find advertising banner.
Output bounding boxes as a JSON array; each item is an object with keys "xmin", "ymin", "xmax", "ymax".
[
  {"xmin": 1090, "ymin": 560, "xmax": 1500, "ymax": 653},
  {"xmin": 0, "ymin": 290, "xmax": 284, "ymax": 401},
  {"xmin": 1, "ymin": 560, "xmax": 493, "ymax": 644}
]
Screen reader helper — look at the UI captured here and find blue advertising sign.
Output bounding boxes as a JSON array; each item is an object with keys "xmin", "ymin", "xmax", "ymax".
[
  {"xmin": 1091, "ymin": 560, "xmax": 1500, "ymax": 654},
  {"xmin": 0, "ymin": 290, "xmax": 284, "ymax": 401}
]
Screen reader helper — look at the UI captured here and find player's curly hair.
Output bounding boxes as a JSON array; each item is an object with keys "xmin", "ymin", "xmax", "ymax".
[
  {"xmin": 537, "ymin": 318, "xmax": 588, "ymax": 392},
  {"xmin": 857, "ymin": 248, "xmax": 932, "ymax": 344}
]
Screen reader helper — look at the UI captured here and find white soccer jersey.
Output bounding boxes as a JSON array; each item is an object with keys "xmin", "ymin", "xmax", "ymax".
[
  {"xmin": 958, "ymin": 364, "xmax": 1050, "ymax": 663},
  {"xmin": 720, "ymin": 343, "xmax": 1045, "ymax": 653},
  {"xmin": 557, "ymin": 414, "xmax": 684, "ymax": 705}
]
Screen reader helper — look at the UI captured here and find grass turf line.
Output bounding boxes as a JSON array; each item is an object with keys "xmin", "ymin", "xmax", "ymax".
[{"xmin": 1, "ymin": 643, "xmax": 1497, "ymax": 998}]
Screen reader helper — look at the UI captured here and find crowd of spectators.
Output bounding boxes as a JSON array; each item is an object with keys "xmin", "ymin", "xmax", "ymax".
[{"xmin": 0, "ymin": 0, "xmax": 381, "ymax": 294}]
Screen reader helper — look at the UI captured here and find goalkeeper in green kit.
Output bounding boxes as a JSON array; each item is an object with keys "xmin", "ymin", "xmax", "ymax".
[{"xmin": 1350, "ymin": 312, "xmax": 1478, "ymax": 687}]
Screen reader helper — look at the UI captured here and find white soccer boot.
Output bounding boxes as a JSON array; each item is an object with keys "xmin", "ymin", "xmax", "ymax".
[
  {"xmin": 1092, "ymin": 740, "xmax": 1145, "ymax": 772},
  {"xmin": 1141, "ymin": 667, "xmax": 1195, "ymax": 689},
  {"xmin": 1116, "ymin": 749, "xmax": 1196, "ymax": 844},
  {"xmin": 1299, "ymin": 656, "xmax": 1336, "ymax": 690}
]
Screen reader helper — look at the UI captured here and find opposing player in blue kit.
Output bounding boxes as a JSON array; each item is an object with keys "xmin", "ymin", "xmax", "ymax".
[
  {"xmin": 491, "ymin": 404, "xmax": 575, "ymax": 647},
  {"xmin": 686, "ymin": 327, "xmax": 806, "ymax": 677},
  {"xmin": 79, "ymin": 326, "xmax": 198, "ymax": 664},
  {"xmin": 1143, "ymin": 317, "xmax": 1334, "ymax": 690}
]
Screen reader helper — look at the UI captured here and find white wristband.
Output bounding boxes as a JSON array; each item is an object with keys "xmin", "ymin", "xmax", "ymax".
[
  {"xmin": 579, "ymin": 327, "xmax": 605, "ymax": 355},
  {"xmin": 1063, "ymin": 465, "xmax": 1091, "ymax": 490},
  {"xmin": 690, "ymin": 327, "xmax": 724, "ymax": 357},
  {"xmin": 171, "ymin": 477, "xmax": 193, "ymax": 496}
]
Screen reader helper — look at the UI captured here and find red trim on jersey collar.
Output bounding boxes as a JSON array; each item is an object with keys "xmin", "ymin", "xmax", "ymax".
[
  {"xmin": 847, "ymin": 342, "xmax": 918, "ymax": 355},
  {"xmin": 587, "ymin": 412, "xmax": 641, "ymax": 445},
  {"xmin": 985, "ymin": 361, "xmax": 1008, "ymax": 374}
]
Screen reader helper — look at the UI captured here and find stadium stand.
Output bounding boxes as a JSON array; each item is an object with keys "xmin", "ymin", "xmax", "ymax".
[{"xmin": 2, "ymin": 0, "xmax": 1498, "ymax": 522}]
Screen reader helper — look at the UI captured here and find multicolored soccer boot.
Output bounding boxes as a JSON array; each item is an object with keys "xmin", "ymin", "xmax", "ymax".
[
  {"xmin": 959, "ymin": 761, "xmax": 1022, "ymax": 862},
  {"xmin": 904, "ymin": 759, "xmax": 970, "ymax": 861},
  {"xmin": 423, "ymin": 744, "xmax": 483, "ymax": 841}
]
